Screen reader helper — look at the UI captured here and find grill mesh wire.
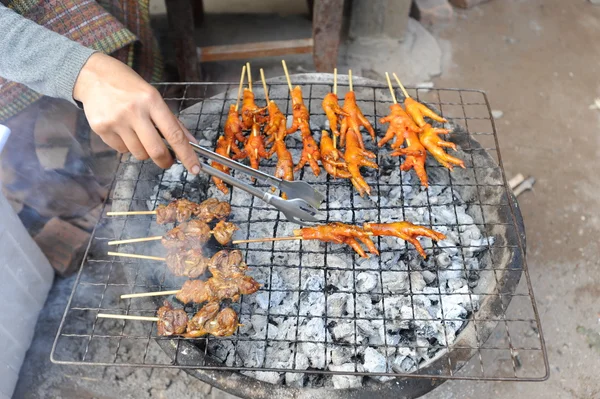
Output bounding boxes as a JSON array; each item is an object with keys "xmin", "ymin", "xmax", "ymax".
[{"xmin": 51, "ymin": 81, "xmax": 548, "ymax": 381}]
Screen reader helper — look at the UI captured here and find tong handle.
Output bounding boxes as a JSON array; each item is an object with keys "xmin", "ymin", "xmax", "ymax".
[{"xmin": 188, "ymin": 142, "xmax": 283, "ymax": 189}]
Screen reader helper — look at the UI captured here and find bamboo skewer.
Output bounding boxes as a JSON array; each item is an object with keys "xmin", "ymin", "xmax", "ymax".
[
  {"xmin": 108, "ymin": 236, "xmax": 163, "ymax": 246},
  {"xmin": 259, "ymin": 68, "xmax": 270, "ymax": 103},
  {"xmin": 232, "ymin": 230, "xmax": 376, "ymax": 245},
  {"xmin": 232, "ymin": 236, "xmax": 301, "ymax": 245},
  {"xmin": 333, "ymin": 67, "xmax": 338, "ymax": 96},
  {"xmin": 392, "ymin": 73, "xmax": 410, "ymax": 99},
  {"xmin": 97, "ymin": 314, "xmax": 159, "ymax": 322},
  {"xmin": 235, "ymin": 65, "xmax": 246, "ymax": 111},
  {"xmin": 281, "ymin": 60, "xmax": 293, "ymax": 92},
  {"xmin": 348, "ymin": 69, "xmax": 353, "ymax": 92},
  {"xmin": 385, "ymin": 72, "xmax": 397, "ymax": 104},
  {"xmin": 108, "ymin": 251, "xmax": 166, "ymax": 261},
  {"xmin": 106, "ymin": 210, "xmax": 156, "ymax": 216},
  {"xmin": 246, "ymin": 62, "xmax": 252, "ymax": 92},
  {"xmin": 121, "ymin": 290, "xmax": 180, "ymax": 299}
]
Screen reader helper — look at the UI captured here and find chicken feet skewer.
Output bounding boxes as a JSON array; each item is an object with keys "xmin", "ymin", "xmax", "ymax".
[
  {"xmin": 389, "ymin": 129, "xmax": 429, "ymax": 187},
  {"xmin": 339, "ymin": 91, "xmax": 375, "ymax": 148},
  {"xmin": 268, "ymin": 120, "xmax": 294, "ymax": 198},
  {"xmin": 378, "ymin": 104, "xmax": 422, "ymax": 149},
  {"xmin": 294, "ymin": 222, "xmax": 379, "ymax": 258},
  {"xmin": 344, "ymin": 129, "xmax": 378, "ymax": 197},
  {"xmin": 419, "ymin": 124, "xmax": 465, "ymax": 170},
  {"xmin": 264, "ymin": 100, "xmax": 287, "ymax": 143},
  {"xmin": 392, "ymin": 73, "xmax": 447, "ymax": 128},
  {"xmin": 363, "ymin": 221, "xmax": 446, "ymax": 258},
  {"xmin": 322, "ymin": 92, "xmax": 348, "ymax": 137},
  {"xmin": 320, "ymin": 130, "xmax": 352, "ymax": 179},
  {"xmin": 233, "ymin": 122, "xmax": 270, "ymax": 177},
  {"xmin": 295, "ymin": 126, "xmax": 322, "ymax": 176}
]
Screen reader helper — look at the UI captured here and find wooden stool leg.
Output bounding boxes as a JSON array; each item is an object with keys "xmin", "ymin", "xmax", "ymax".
[
  {"xmin": 165, "ymin": 0, "xmax": 201, "ymax": 82},
  {"xmin": 312, "ymin": 0, "xmax": 345, "ymax": 72}
]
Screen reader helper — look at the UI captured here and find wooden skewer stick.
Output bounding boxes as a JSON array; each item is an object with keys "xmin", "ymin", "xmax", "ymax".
[
  {"xmin": 107, "ymin": 210, "xmax": 156, "ymax": 216},
  {"xmin": 281, "ymin": 60, "xmax": 293, "ymax": 92},
  {"xmin": 108, "ymin": 251, "xmax": 165, "ymax": 261},
  {"xmin": 232, "ymin": 236, "xmax": 302, "ymax": 245},
  {"xmin": 259, "ymin": 68, "xmax": 270, "ymax": 103},
  {"xmin": 392, "ymin": 72, "xmax": 410, "ymax": 99},
  {"xmin": 348, "ymin": 69, "xmax": 353, "ymax": 92},
  {"xmin": 333, "ymin": 68, "xmax": 338, "ymax": 95},
  {"xmin": 235, "ymin": 64, "xmax": 246, "ymax": 111},
  {"xmin": 108, "ymin": 236, "xmax": 163, "ymax": 246},
  {"xmin": 385, "ymin": 72, "xmax": 397, "ymax": 104},
  {"xmin": 121, "ymin": 290, "xmax": 180, "ymax": 299},
  {"xmin": 97, "ymin": 314, "xmax": 159, "ymax": 322},
  {"xmin": 246, "ymin": 62, "xmax": 252, "ymax": 92},
  {"xmin": 232, "ymin": 230, "xmax": 376, "ymax": 245}
]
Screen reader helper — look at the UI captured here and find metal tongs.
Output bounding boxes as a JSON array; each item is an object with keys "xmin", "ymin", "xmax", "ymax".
[{"xmin": 172, "ymin": 142, "xmax": 324, "ymax": 225}]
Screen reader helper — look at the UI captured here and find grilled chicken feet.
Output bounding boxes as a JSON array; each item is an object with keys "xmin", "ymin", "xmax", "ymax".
[
  {"xmin": 322, "ymin": 92, "xmax": 349, "ymax": 137},
  {"xmin": 378, "ymin": 104, "xmax": 422, "ymax": 149},
  {"xmin": 233, "ymin": 122, "xmax": 270, "ymax": 176},
  {"xmin": 344, "ymin": 129, "xmax": 378, "ymax": 197},
  {"xmin": 404, "ymin": 97, "xmax": 447, "ymax": 128},
  {"xmin": 419, "ymin": 124, "xmax": 465, "ymax": 170},
  {"xmin": 340, "ymin": 91, "xmax": 375, "ymax": 148},
  {"xmin": 320, "ymin": 130, "xmax": 352, "ymax": 178},
  {"xmin": 390, "ymin": 130, "xmax": 429, "ymax": 187},
  {"xmin": 268, "ymin": 120, "xmax": 294, "ymax": 198},
  {"xmin": 294, "ymin": 222, "xmax": 379, "ymax": 258},
  {"xmin": 363, "ymin": 221, "xmax": 446, "ymax": 258},
  {"xmin": 241, "ymin": 89, "xmax": 267, "ymax": 129}
]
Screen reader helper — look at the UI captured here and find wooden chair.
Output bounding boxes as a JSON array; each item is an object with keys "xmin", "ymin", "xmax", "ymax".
[{"xmin": 164, "ymin": 0, "xmax": 345, "ymax": 82}]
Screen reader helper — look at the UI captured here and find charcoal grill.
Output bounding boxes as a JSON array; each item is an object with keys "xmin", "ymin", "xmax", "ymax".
[{"xmin": 51, "ymin": 74, "xmax": 548, "ymax": 398}]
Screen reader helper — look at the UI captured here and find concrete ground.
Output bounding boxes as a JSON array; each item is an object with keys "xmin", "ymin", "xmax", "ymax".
[{"xmin": 12, "ymin": 0, "xmax": 600, "ymax": 398}]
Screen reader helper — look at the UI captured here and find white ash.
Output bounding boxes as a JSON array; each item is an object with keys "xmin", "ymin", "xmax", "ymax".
[{"xmin": 146, "ymin": 146, "xmax": 495, "ymax": 389}]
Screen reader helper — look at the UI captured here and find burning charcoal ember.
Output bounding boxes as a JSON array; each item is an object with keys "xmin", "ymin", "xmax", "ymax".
[
  {"xmin": 156, "ymin": 301, "xmax": 188, "ymax": 336},
  {"xmin": 212, "ymin": 220, "xmax": 239, "ymax": 245},
  {"xmin": 196, "ymin": 198, "xmax": 231, "ymax": 223},
  {"xmin": 363, "ymin": 347, "xmax": 388, "ymax": 375},
  {"xmin": 329, "ymin": 363, "xmax": 363, "ymax": 389},
  {"xmin": 165, "ymin": 248, "xmax": 210, "ymax": 278},
  {"xmin": 185, "ymin": 302, "xmax": 239, "ymax": 338},
  {"xmin": 161, "ymin": 220, "xmax": 212, "ymax": 250}
]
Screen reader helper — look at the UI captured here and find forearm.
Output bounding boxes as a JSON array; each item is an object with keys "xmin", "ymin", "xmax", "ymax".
[{"xmin": 0, "ymin": 5, "xmax": 96, "ymax": 104}]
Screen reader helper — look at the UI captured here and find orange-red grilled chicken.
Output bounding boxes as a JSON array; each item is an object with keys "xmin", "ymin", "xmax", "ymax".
[
  {"xmin": 419, "ymin": 124, "xmax": 465, "ymax": 170},
  {"xmin": 339, "ymin": 91, "xmax": 375, "ymax": 149},
  {"xmin": 320, "ymin": 130, "xmax": 352, "ymax": 179},
  {"xmin": 233, "ymin": 122, "xmax": 270, "ymax": 177},
  {"xmin": 268, "ymin": 121, "xmax": 294, "ymax": 198},
  {"xmin": 285, "ymin": 86, "xmax": 321, "ymax": 176},
  {"xmin": 211, "ymin": 136, "xmax": 233, "ymax": 194},
  {"xmin": 404, "ymin": 97, "xmax": 447, "ymax": 128},
  {"xmin": 378, "ymin": 104, "xmax": 422, "ymax": 149},
  {"xmin": 263, "ymin": 100, "xmax": 287, "ymax": 143},
  {"xmin": 294, "ymin": 222, "xmax": 379, "ymax": 258},
  {"xmin": 322, "ymin": 92, "xmax": 348, "ymax": 137},
  {"xmin": 390, "ymin": 130, "xmax": 429, "ymax": 187},
  {"xmin": 363, "ymin": 221, "xmax": 446, "ymax": 258},
  {"xmin": 241, "ymin": 89, "xmax": 267, "ymax": 129},
  {"xmin": 223, "ymin": 104, "xmax": 245, "ymax": 151},
  {"xmin": 286, "ymin": 86, "xmax": 310, "ymax": 135},
  {"xmin": 344, "ymin": 129, "xmax": 378, "ymax": 197}
]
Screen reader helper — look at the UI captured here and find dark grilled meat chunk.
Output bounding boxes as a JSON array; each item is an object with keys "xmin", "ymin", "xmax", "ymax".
[
  {"xmin": 175, "ymin": 275, "xmax": 260, "ymax": 305},
  {"xmin": 208, "ymin": 250, "xmax": 248, "ymax": 279},
  {"xmin": 212, "ymin": 220, "xmax": 238, "ymax": 245},
  {"xmin": 165, "ymin": 248, "xmax": 210, "ymax": 278},
  {"xmin": 161, "ymin": 220, "xmax": 212, "ymax": 250},
  {"xmin": 185, "ymin": 302, "xmax": 239, "ymax": 338},
  {"xmin": 155, "ymin": 199, "xmax": 198, "ymax": 224},
  {"xmin": 156, "ymin": 301, "xmax": 188, "ymax": 336},
  {"xmin": 196, "ymin": 198, "xmax": 231, "ymax": 223}
]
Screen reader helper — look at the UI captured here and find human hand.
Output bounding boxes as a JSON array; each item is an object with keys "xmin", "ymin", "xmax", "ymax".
[{"xmin": 73, "ymin": 53, "xmax": 200, "ymax": 174}]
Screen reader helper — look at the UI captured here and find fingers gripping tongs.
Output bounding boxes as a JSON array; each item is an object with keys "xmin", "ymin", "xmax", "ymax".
[{"xmin": 171, "ymin": 142, "xmax": 325, "ymax": 225}]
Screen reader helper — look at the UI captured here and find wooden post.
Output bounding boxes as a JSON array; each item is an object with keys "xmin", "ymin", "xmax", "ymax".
[
  {"xmin": 165, "ymin": 0, "xmax": 201, "ymax": 82},
  {"xmin": 312, "ymin": 0, "xmax": 345, "ymax": 72}
]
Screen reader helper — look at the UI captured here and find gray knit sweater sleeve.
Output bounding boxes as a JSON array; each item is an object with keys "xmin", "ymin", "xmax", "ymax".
[{"xmin": 0, "ymin": 4, "xmax": 97, "ymax": 104}]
